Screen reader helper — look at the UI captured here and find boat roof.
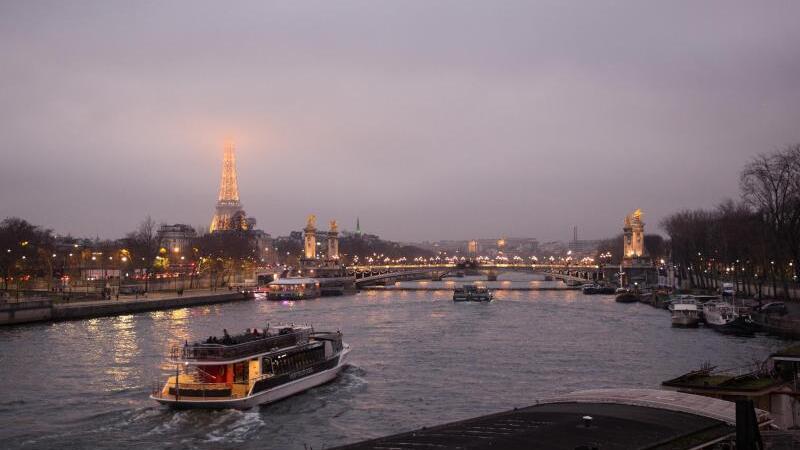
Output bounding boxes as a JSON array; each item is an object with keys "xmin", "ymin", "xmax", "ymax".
[
  {"xmin": 332, "ymin": 389, "xmax": 771, "ymax": 450},
  {"xmin": 673, "ymin": 303, "xmax": 698, "ymax": 311},
  {"xmin": 269, "ymin": 277, "xmax": 318, "ymax": 285}
]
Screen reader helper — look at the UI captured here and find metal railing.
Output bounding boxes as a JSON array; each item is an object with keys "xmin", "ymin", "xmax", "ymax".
[
  {"xmin": 151, "ymin": 379, "xmax": 247, "ymax": 400},
  {"xmin": 172, "ymin": 329, "xmax": 311, "ymax": 361}
]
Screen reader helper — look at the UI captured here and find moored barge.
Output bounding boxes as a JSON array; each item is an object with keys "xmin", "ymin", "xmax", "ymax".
[
  {"xmin": 670, "ymin": 299, "xmax": 700, "ymax": 328},
  {"xmin": 151, "ymin": 324, "xmax": 350, "ymax": 409}
]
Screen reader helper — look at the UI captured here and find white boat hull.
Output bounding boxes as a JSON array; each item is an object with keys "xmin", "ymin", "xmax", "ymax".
[{"xmin": 151, "ymin": 345, "xmax": 351, "ymax": 409}]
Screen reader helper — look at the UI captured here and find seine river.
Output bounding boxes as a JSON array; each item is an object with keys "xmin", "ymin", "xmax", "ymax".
[{"xmin": 0, "ymin": 275, "xmax": 786, "ymax": 449}]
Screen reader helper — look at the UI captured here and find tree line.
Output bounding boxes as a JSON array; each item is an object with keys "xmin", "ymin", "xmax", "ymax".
[
  {"xmin": 660, "ymin": 144, "xmax": 800, "ymax": 297},
  {"xmin": 0, "ymin": 215, "xmax": 261, "ymax": 292}
]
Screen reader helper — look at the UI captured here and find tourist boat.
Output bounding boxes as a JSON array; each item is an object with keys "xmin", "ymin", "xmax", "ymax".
[
  {"xmin": 703, "ymin": 302, "xmax": 756, "ymax": 335},
  {"xmin": 453, "ymin": 284, "xmax": 493, "ymax": 302},
  {"xmin": 265, "ymin": 278, "xmax": 320, "ymax": 300},
  {"xmin": 670, "ymin": 298, "xmax": 700, "ymax": 328},
  {"xmin": 615, "ymin": 288, "xmax": 640, "ymax": 303},
  {"xmin": 151, "ymin": 325, "xmax": 350, "ymax": 409}
]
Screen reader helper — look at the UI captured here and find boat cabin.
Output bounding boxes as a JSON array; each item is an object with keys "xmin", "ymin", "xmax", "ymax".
[{"xmin": 265, "ymin": 278, "xmax": 321, "ymax": 300}]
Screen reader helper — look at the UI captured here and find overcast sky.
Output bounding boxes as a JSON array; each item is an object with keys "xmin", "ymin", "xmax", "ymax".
[{"xmin": 1, "ymin": 1, "xmax": 799, "ymax": 242}]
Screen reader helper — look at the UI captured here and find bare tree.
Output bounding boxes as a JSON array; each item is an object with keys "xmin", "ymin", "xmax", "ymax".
[{"xmin": 741, "ymin": 145, "xmax": 800, "ymax": 297}]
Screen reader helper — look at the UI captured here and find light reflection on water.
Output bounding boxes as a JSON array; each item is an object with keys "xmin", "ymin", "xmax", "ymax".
[{"xmin": 0, "ymin": 275, "xmax": 789, "ymax": 449}]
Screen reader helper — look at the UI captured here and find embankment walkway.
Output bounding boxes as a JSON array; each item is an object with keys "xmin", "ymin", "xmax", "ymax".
[{"xmin": 1, "ymin": 290, "xmax": 253, "ymax": 326}]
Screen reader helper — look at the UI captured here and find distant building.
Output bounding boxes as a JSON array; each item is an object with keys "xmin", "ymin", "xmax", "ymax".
[
  {"xmin": 157, "ymin": 224, "xmax": 196, "ymax": 254},
  {"xmin": 412, "ymin": 238, "xmax": 539, "ymax": 257},
  {"xmin": 250, "ymin": 229, "xmax": 274, "ymax": 264},
  {"xmin": 567, "ymin": 226, "xmax": 600, "ymax": 255},
  {"xmin": 568, "ymin": 239, "xmax": 601, "ymax": 255},
  {"xmin": 539, "ymin": 240, "xmax": 567, "ymax": 256}
]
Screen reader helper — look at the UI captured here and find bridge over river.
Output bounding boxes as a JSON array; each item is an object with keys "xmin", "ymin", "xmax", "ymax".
[{"xmin": 344, "ymin": 263, "xmax": 604, "ymax": 288}]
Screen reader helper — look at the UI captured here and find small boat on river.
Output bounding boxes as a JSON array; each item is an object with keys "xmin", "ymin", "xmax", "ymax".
[
  {"xmin": 671, "ymin": 298, "xmax": 700, "ymax": 328},
  {"xmin": 151, "ymin": 325, "xmax": 350, "ymax": 409},
  {"xmin": 453, "ymin": 284, "xmax": 493, "ymax": 302}
]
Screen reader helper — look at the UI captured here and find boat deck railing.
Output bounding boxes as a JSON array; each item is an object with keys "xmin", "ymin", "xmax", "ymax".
[
  {"xmin": 151, "ymin": 379, "xmax": 249, "ymax": 400},
  {"xmin": 172, "ymin": 329, "xmax": 311, "ymax": 361}
]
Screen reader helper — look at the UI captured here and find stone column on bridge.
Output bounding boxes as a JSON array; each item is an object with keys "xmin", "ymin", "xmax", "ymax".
[
  {"xmin": 623, "ymin": 209, "xmax": 644, "ymax": 259},
  {"xmin": 621, "ymin": 208, "xmax": 657, "ymax": 287},
  {"xmin": 303, "ymin": 214, "xmax": 317, "ymax": 261},
  {"xmin": 468, "ymin": 240, "xmax": 478, "ymax": 256},
  {"xmin": 326, "ymin": 220, "xmax": 339, "ymax": 262}
]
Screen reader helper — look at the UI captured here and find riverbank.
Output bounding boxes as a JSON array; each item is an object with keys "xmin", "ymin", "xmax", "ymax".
[{"xmin": 0, "ymin": 290, "xmax": 254, "ymax": 326}]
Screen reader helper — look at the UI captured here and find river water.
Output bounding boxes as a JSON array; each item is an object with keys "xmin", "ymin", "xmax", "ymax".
[{"xmin": 0, "ymin": 276, "xmax": 786, "ymax": 449}]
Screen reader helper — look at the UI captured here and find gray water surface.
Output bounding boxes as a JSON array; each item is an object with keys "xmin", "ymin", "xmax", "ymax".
[{"xmin": 0, "ymin": 281, "xmax": 785, "ymax": 449}]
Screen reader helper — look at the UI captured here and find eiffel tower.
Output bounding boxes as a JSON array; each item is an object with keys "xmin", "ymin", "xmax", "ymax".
[{"xmin": 209, "ymin": 141, "xmax": 246, "ymax": 232}]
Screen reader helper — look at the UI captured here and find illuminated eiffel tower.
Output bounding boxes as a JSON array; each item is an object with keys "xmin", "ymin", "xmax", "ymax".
[{"xmin": 209, "ymin": 141, "xmax": 246, "ymax": 232}]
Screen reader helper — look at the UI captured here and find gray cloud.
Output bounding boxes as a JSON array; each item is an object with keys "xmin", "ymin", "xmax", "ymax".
[{"xmin": 1, "ymin": 1, "xmax": 799, "ymax": 242}]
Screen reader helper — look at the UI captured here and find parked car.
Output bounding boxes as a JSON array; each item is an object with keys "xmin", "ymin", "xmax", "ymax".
[{"xmin": 758, "ymin": 302, "xmax": 788, "ymax": 316}]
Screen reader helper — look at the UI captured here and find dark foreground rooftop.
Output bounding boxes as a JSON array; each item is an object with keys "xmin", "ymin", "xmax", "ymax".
[{"xmin": 333, "ymin": 389, "xmax": 770, "ymax": 450}]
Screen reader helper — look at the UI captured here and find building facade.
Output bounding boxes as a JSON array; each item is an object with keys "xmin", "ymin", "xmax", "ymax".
[{"xmin": 157, "ymin": 224, "xmax": 196, "ymax": 254}]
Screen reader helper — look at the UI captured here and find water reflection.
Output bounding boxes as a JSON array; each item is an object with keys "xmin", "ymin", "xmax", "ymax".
[{"xmin": 105, "ymin": 315, "xmax": 139, "ymax": 390}]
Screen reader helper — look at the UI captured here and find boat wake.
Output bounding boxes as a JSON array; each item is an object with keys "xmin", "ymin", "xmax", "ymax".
[
  {"xmin": 338, "ymin": 365, "xmax": 368, "ymax": 391},
  {"xmin": 137, "ymin": 407, "xmax": 266, "ymax": 445},
  {"xmin": 202, "ymin": 410, "xmax": 265, "ymax": 443}
]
